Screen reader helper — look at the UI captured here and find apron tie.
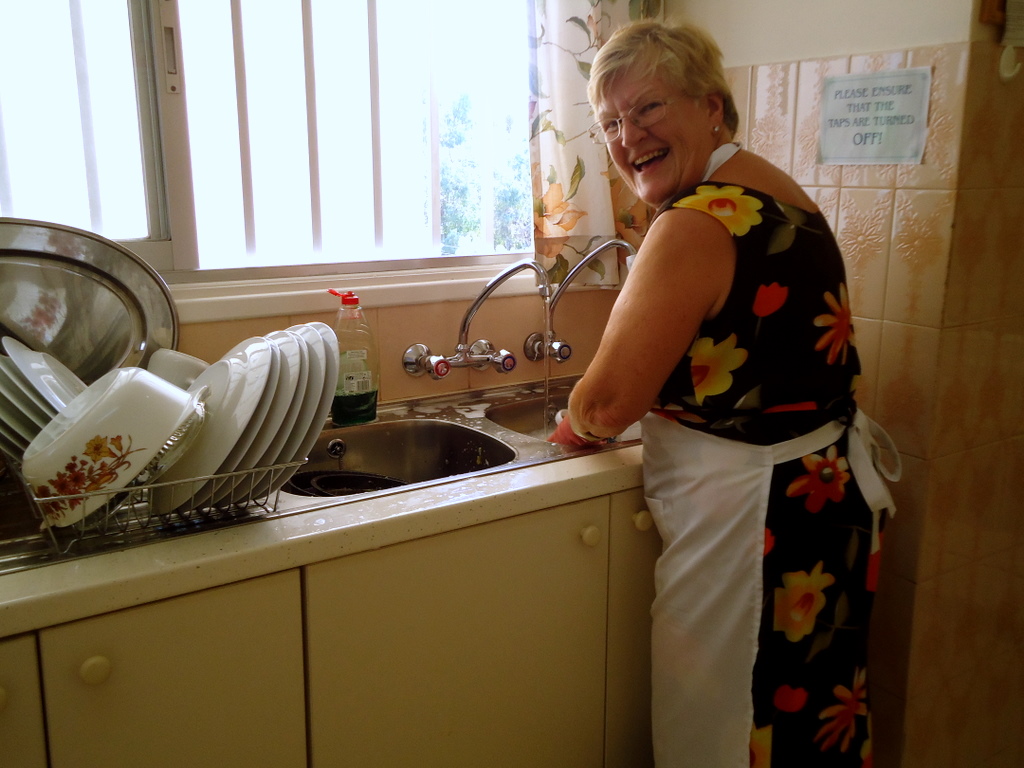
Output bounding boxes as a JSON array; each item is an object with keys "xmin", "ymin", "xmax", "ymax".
[{"xmin": 847, "ymin": 410, "xmax": 902, "ymax": 553}]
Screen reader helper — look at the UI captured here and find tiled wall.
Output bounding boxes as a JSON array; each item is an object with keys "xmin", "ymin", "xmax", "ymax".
[
  {"xmin": 178, "ymin": 287, "xmax": 619, "ymax": 402},
  {"xmin": 177, "ymin": 37, "xmax": 1023, "ymax": 768},
  {"xmin": 729, "ymin": 40, "xmax": 1024, "ymax": 768}
]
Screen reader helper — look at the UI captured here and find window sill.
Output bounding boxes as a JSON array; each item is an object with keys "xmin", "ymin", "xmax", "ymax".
[{"xmin": 168, "ymin": 263, "xmax": 557, "ymax": 324}]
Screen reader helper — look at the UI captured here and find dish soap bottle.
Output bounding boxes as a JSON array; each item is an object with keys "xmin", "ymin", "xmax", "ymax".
[{"xmin": 329, "ymin": 289, "xmax": 378, "ymax": 426}]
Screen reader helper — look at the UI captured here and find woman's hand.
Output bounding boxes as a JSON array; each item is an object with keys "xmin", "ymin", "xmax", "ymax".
[{"xmin": 547, "ymin": 415, "xmax": 605, "ymax": 447}]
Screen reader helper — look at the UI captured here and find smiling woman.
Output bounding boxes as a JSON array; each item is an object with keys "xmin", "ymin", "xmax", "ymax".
[{"xmin": 0, "ymin": 0, "xmax": 533, "ymax": 278}]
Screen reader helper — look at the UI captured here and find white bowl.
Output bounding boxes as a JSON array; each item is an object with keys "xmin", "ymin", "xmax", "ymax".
[
  {"xmin": 23, "ymin": 367, "xmax": 201, "ymax": 528},
  {"xmin": 146, "ymin": 348, "xmax": 210, "ymax": 390}
]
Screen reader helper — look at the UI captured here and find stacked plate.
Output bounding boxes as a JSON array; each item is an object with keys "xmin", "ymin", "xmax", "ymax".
[
  {"xmin": 0, "ymin": 336, "xmax": 87, "ymax": 458},
  {"xmin": 149, "ymin": 322, "xmax": 339, "ymax": 514},
  {"xmin": 0, "ymin": 320, "xmax": 338, "ymax": 520}
]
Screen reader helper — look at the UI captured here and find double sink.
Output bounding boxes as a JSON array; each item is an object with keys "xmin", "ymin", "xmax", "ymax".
[
  {"xmin": 0, "ymin": 375, "xmax": 639, "ymax": 573},
  {"xmin": 287, "ymin": 375, "xmax": 639, "ymax": 501}
]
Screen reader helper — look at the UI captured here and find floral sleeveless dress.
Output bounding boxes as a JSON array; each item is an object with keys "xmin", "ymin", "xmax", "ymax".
[{"xmin": 643, "ymin": 182, "xmax": 888, "ymax": 767}]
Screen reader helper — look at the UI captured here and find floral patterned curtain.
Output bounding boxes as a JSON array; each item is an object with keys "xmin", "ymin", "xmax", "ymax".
[{"xmin": 529, "ymin": 0, "xmax": 661, "ymax": 286}]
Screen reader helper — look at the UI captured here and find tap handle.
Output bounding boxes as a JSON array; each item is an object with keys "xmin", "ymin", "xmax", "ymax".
[
  {"xmin": 549, "ymin": 340, "xmax": 572, "ymax": 362},
  {"xmin": 469, "ymin": 339, "xmax": 517, "ymax": 373},
  {"xmin": 493, "ymin": 349, "xmax": 517, "ymax": 373},
  {"xmin": 403, "ymin": 344, "xmax": 451, "ymax": 379}
]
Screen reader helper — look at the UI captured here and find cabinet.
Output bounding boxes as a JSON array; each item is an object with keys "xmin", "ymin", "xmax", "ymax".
[
  {"xmin": 39, "ymin": 570, "xmax": 306, "ymax": 768},
  {"xmin": 305, "ymin": 498, "xmax": 610, "ymax": 768},
  {"xmin": 605, "ymin": 488, "xmax": 661, "ymax": 768},
  {"xmin": 0, "ymin": 634, "xmax": 48, "ymax": 768}
]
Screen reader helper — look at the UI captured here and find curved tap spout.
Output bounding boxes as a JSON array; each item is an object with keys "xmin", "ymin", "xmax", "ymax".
[
  {"xmin": 458, "ymin": 258, "xmax": 551, "ymax": 348},
  {"xmin": 403, "ymin": 257, "xmax": 552, "ymax": 378},
  {"xmin": 526, "ymin": 238, "xmax": 637, "ymax": 363},
  {"xmin": 548, "ymin": 238, "xmax": 636, "ymax": 317}
]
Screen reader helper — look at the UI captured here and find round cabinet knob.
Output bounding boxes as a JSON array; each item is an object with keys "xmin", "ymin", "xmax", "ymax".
[
  {"xmin": 79, "ymin": 655, "xmax": 112, "ymax": 686},
  {"xmin": 580, "ymin": 525, "xmax": 602, "ymax": 547},
  {"xmin": 632, "ymin": 510, "xmax": 654, "ymax": 532},
  {"xmin": 0, "ymin": 686, "xmax": 7, "ymax": 713}
]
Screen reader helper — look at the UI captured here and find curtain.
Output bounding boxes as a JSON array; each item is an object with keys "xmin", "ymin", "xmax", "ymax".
[{"xmin": 528, "ymin": 0, "xmax": 661, "ymax": 286}]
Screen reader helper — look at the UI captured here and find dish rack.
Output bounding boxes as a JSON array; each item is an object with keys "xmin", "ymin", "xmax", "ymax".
[{"xmin": 2, "ymin": 454, "xmax": 306, "ymax": 558}]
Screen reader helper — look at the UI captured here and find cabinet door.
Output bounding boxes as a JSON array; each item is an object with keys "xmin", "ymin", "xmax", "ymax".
[
  {"xmin": 306, "ymin": 498, "xmax": 610, "ymax": 768},
  {"xmin": 605, "ymin": 488, "xmax": 661, "ymax": 768},
  {"xmin": 0, "ymin": 634, "xmax": 48, "ymax": 768},
  {"xmin": 40, "ymin": 570, "xmax": 306, "ymax": 768}
]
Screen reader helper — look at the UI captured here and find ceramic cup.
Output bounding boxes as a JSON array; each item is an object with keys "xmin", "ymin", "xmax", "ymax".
[
  {"xmin": 146, "ymin": 348, "xmax": 210, "ymax": 390},
  {"xmin": 23, "ymin": 367, "xmax": 202, "ymax": 528}
]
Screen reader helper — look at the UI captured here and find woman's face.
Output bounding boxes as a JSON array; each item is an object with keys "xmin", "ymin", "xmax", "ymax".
[{"xmin": 597, "ymin": 70, "xmax": 722, "ymax": 207}]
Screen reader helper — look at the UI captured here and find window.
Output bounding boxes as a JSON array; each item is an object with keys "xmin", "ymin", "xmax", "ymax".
[{"xmin": 0, "ymin": 1, "xmax": 533, "ymax": 281}]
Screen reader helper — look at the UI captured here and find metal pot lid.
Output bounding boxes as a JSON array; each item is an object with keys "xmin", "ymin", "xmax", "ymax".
[{"xmin": 0, "ymin": 218, "xmax": 178, "ymax": 384}]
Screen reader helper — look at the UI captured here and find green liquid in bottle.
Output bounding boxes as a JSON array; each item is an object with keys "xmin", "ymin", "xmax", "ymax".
[{"xmin": 332, "ymin": 391, "xmax": 378, "ymax": 426}]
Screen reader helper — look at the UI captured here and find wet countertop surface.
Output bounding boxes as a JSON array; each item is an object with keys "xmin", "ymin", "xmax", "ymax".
[{"xmin": 0, "ymin": 377, "xmax": 643, "ymax": 638}]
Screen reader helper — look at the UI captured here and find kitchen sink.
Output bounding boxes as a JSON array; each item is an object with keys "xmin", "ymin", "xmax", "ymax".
[
  {"xmin": 485, "ymin": 393, "xmax": 567, "ymax": 440},
  {"xmin": 0, "ymin": 375, "xmax": 640, "ymax": 573},
  {"xmin": 285, "ymin": 419, "xmax": 516, "ymax": 496}
]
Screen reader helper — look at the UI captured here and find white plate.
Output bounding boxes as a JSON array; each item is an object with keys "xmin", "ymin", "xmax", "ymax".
[
  {"xmin": 0, "ymin": 362, "xmax": 50, "ymax": 443},
  {"xmin": 3, "ymin": 337, "xmax": 86, "ymax": 411},
  {"xmin": 0, "ymin": 356, "xmax": 55, "ymax": 424},
  {"xmin": 0, "ymin": 415, "xmax": 28, "ymax": 456},
  {"xmin": 207, "ymin": 335, "xmax": 294, "ymax": 506},
  {"xmin": 249, "ymin": 323, "xmax": 329, "ymax": 498},
  {"xmin": 229, "ymin": 329, "xmax": 310, "ymax": 503},
  {"xmin": 270, "ymin": 322, "xmax": 338, "ymax": 494},
  {"xmin": 149, "ymin": 337, "xmax": 273, "ymax": 515}
]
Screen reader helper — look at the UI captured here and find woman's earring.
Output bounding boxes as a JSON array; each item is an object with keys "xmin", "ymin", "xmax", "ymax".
[{"xmin": 713, "ymin": 125, "xmax": 720, "ymax": 134}]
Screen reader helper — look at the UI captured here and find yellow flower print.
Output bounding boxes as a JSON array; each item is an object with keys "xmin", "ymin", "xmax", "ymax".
[
  {"xmin": 672, "ymin": 184, "xmax": 764, "ymax": 236},
  {"xmin": 84, "ymin": 435, "xmax": 117, "ymax": 463},
  {"xmin": 814, "ymin": 284, "xmax": 855, "ymax": 365},
  {"xmin": 535, "ymin": 181, "xmax": 587, "ymax": 239},
  {"xmin": 814, "ymin": 667, "xmax": 868, "ymax": 753},
  {"xmin": 773, "ymin": 561, "xmax": 835, "ymax": 642},
  {"xmin": 687, "ymin": 333, "xmax": 748, "ymax": 405},
  {"xmin": 749, "ymin": 724, "xmax": 772, "ymax": 768}
]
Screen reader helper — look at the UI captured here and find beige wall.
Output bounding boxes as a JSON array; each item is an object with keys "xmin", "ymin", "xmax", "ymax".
[{"xmin": 667, "ymin": 0, "xmax": 999, "ymax": 65}]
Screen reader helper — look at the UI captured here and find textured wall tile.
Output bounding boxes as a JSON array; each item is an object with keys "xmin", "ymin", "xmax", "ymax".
[
  {"xmin": 837, "ymin": 188, "xmax": 895, "ymax": 319},
  {"xmin": 793, "ymin": 57, "xmax": 848, "ymax": 187},
  {"xmin": 724, "ymin": 65, "xmax": 752, "ymax": 148},
  {"xmin": 748, "ymin": 62, "xmax": 797, "ymax": 174},
  {"xmin": 875, "ymin": 321, "xmax": 939, "ymax": 459},
  {"xmin": 886, "ymin": 190, "xmax": 955, "ymax": 327},
  {"xmin": 933, "ymin": 323, "xmax": 1004, "ymax": 455},
  {"xmin": 853, "ymin": 316, "xmax": 881, "ymax": 415},
  {"xmin": 896, "ymin": 44, "xmax": 968, "ymax": 191}
]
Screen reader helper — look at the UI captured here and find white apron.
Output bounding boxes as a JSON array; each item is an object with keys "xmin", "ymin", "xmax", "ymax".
[{"xmin": 641, "ymin": 410, "xmax": 899, "ymax": 767}]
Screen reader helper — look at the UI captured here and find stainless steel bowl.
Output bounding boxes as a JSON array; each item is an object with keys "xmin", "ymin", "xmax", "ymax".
[{"xmin": 0, "ymin": 218, "xmax": 178, "ymax": 383}]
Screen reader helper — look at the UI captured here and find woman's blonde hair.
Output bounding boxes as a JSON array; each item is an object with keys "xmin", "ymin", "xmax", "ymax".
[{"xmin": 587, "ymin": 20, "xmax": 739, "ymax": 134}]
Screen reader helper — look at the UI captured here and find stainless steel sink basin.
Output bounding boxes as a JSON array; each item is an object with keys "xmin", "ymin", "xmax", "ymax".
[
  {"xmin": 290, "ymin": 419, "xmax": 516, "ymax": 495},
  {"xmin": 485, "ymin": 394, "xmax": 567, "ymax": 440}
]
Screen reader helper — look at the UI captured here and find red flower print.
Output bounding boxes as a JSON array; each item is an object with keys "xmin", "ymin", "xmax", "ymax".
[
  {"xmin": 774, "ymin": 684, "xmax": 808, "ymax": 713},
  {"xmin": 764, "ymin": 528, "xmax": 775, "ymax": 556},
  {"xmin": 814, "ymin": 284, "xmax": 855, "ymax": 365},
  {"xmin": 753, "ymin": 282, "xmax": 788, "ymax": 317},
  {"xmin": 814, "ymin": 667, "xmax": 868, "ymax": 752},
  {"xmin": 866, "ymin": 532, "xmax": 883, "ymax": 592},
  {"xmin": 785, "ymin": 445, "xmax": 851, "ymax": 513}
]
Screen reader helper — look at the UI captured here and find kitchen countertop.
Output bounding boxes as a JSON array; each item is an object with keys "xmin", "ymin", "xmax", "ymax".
[{"xmin": 0, "ymin": 444, "xmax": 643, "ymax": 639}]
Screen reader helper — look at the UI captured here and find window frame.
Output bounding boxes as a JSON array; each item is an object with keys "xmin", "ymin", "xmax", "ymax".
[{"xmin": 122, "ymin": 0, "xmax": 536, "ymax": 323}]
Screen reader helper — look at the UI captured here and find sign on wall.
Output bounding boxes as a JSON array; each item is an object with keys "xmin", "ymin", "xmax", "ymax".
[{"xmin": 819, "ymin": 67, "xmax": 932, "ymax": 165}]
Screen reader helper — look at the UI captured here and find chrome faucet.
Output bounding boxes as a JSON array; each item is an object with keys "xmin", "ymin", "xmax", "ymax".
[
  {"xmin": 404, "ymin": 258, "xmax": 552, "ymax": 380},
  {"xmin": 525, "ymin": 238, "xmax": 637, "ymax": 363}
]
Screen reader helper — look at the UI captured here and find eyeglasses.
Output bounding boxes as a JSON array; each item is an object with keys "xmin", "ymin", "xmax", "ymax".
[{"xmin": 588, "ymin": 99, "xmax": 677, "ymax": 144}]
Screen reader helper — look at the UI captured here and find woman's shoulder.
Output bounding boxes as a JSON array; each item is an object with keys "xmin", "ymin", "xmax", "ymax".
[{"xmin": 706, "ymin": 150, "xmax": 820, "ymax": 213}]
